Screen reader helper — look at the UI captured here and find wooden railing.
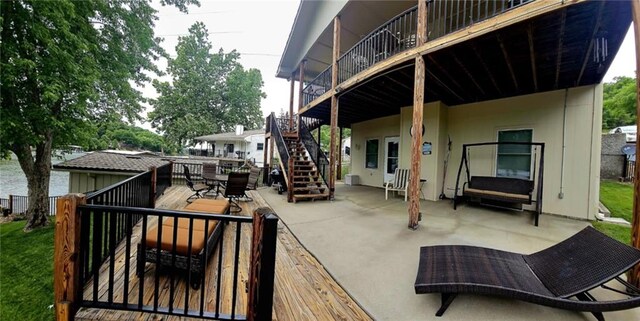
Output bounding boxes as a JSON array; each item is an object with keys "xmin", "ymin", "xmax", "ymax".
[
  {"xmin": 301, "ymin": 0, "xmax": 535, "ymax": 107},
  {"xmin": 54, "ymin": 192, "xmax": 278, "ymax": 321}
]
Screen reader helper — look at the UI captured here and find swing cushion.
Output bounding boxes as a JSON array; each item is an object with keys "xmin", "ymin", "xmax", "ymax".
[{"xmin": 464, "ymin": 176, "xmax": 533, "ymax": 203}]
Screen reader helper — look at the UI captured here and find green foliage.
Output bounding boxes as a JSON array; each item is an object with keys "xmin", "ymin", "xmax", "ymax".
[
  {"xmin": 149, "ymin": 22, "xmax": 265, "ymax": 146},
  {"xmin": 0, "ymin": 0, "xmax": 197, "ymax": 228},
  {"xmin": 0, "ymin": 221, "xmax": 55, "ymax": 321},
  {"xmin": 85, "ymin": 121, "xmax": 178, "ymax": 154},
  {"xmin": 602, "ymin": 76, "xmax": 637, "ymax": 129},
  {"xmin": 594, "ymin": 180, "xmax": 633, "ymax": 244},
  {"xmin": 314, "ymin": 126, "xmax": 351, "ymax": 152}
]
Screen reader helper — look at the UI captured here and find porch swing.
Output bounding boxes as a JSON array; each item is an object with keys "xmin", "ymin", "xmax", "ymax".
[{"xmin": 452, "ymin": 142, "xmax": 545, "ymax": 226}]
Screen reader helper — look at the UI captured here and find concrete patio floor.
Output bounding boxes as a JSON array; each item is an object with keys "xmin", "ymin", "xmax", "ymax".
[{"xmin": 258, "ymin": 183, "xmax": 640, "ymax": 321}]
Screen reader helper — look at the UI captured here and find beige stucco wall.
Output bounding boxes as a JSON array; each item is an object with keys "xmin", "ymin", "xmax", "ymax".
[
  {"xmin": 350, "ymin": 85, "xmax": 603, "ymax": 220},
  {"xmin": 69, "ymin": 172, "xmax": 134, "ymax": 194},
  {"xmin": 350, "ymin": 115, "xmax": 400, "ymax": 187}
]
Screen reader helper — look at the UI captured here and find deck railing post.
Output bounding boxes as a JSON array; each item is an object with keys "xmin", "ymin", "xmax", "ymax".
[
  {"xmin": 53, "ymin": 194, "xmax": 86, "ymax": 321},
  {"xmin": 149, "ymin": 166, "xmax": 157, "ymax": 208},
  {"xmin": 247, "ymin": 207, "xmax": 279, "ymax": 321},
  {"xmin": 8, "ymin": 194, "xmax": 13, "ymax": 214}
]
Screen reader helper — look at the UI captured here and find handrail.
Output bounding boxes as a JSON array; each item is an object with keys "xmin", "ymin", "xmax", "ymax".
[
  {"xmin": 86, "ymin": 170, "xmax": 154, "ymax": 208},
  {"xmin": 299, "ymin": 120, "xmax": 329, "ymax": 187},
  {"xmin": 302, "ymin": 66, "xmax": 332, "ymax": 106}
]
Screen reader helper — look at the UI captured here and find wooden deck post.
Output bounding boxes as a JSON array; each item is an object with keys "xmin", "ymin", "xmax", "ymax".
[
  {"xmin": 337, "ymin": 127, "xmax": 343, "ymax": 180},
  {"xmin": 247, "ymin": 207, "xmax": 279, "ymax": 321},
  {"xmin": 289, "ymin": 75, "xmax": 295, "ymax": 132},
  {"xmin": 630, "ymin": 0, "xmax": 640, "ymax": 287},
  {"xmin": 53, "ymin": 194, "xmax": 86, "ymax": 321},
  {"xmin": 408, "ymin": 0, "xmax": 428, "ymax": 230},
  {"xmin": 8, "ymin": 194, "xmax": 13, "ymax": 214},
  {"xmin": 148, "ymin": 166, "xmax": 157, "ymax": 208},
  {"xmin": 298, "ymin": 60, "xmax": 306, "ymax": 134},
  {"xmin": 329, "ymin": 15, "xmax": 341, "ymax": 199},
  {"xmin": 263, "ymin": 136, "xmax": 269, "ymax": 184}
]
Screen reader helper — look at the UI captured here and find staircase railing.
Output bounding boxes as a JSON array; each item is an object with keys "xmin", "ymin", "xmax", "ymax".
[
  {"xmin": 270, "ymin": 113, "xmax": 291, "ymax": 200},
  {"xmin": 299, "ymin": 120, "xmax": 329, "ymax": 188}
]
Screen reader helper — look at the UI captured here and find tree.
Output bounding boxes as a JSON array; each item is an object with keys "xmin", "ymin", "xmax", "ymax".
[
  {"xmin": 602, "ymin": 76, "xmax": 637, "ymax": 129},
  {"xmin": 149, "ymin": 22, "xmax": 265, "ymax": 146},
  {"xmin": 0, "ymin": 0, "xmax": 197, "ymax": 230}
]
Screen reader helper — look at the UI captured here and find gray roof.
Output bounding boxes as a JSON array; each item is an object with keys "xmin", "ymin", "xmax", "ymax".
[
  {"xmin": 194, "ymin": 129, "xmax": 264, "ymax": 142},
  {"xmin": 53, "ymin": 151, "xmax": 169, "ymax": 173}
]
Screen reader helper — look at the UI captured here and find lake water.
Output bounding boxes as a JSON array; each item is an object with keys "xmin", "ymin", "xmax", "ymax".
[{"xmin": 0, "ymin": 152, "xmax": 85, "ymax": 198}]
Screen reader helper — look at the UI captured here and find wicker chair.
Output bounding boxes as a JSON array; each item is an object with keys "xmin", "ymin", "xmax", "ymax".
[{"xmin": 414, "ymin": 226, "xmax": 640, "ymax": 321}]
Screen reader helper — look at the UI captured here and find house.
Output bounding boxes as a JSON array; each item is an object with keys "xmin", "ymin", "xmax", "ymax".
[
  {"xmin": 193, "ymin": 126, "xmax": 266, "ymax": 166},
  {"xmin": 268, "ymin": 0, "xmax": 632, "ymax": 226}
]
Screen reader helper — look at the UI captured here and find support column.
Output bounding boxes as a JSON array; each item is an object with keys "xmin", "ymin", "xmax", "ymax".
[
  {"xmin": 262, "ymin": 136, "xmax": 269, "ymax": 184},
  {"xmin": 289, "ymin": 75, "xmax": 295, "ymax": 131},
  {"xmin": 337, "ymin": 127, "xmax": 343, "ymax": 180},
  {"xmin": 329, "ymin": 16, "xmax": 341, "ymax": 199},
  {"xmin": 630, "ymin": 0, "xmax": 640, "ymax": 287},
  {"xmin": 298, "ymin": 60, "xmax": 306, "ymax": 133},
  {"xmin": 408, "ymin": 0, "xmax": 428, "ymax": 230}
]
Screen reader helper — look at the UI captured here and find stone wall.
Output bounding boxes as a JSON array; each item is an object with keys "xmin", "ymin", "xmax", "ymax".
[{"xmin": 601, "ymin": 133, "xmax": 627, "ymax": 179}]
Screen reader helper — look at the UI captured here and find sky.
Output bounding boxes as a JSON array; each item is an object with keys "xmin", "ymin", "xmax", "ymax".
[{"xmin": 139, "ymin": 0, "xmax": 637, "ymax": 130}]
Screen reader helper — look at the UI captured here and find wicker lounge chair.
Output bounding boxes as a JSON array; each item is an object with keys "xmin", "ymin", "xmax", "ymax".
[
  {"xmin": 414, "ymin": 227, "xmax": 640, "ymax": 321},
  {"xmin": 137, "ymin": 199, "xmax": 230, "ymax": 289}
]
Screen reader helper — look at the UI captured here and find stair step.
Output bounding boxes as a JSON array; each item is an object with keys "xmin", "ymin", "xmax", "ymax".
[
  {"xmin": 292, "ymin": 193, "xmax": 330, "ymax": 202},
  {"xmin": 293, "ymin": 186, "xmax": 326, "ymax": 192}
]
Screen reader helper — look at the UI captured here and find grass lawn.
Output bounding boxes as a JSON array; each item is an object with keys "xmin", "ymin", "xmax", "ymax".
[
  {"xmin": 595, "ymin": 180, "xmax": 632, "ymax": 244},
  {"xmin": 0, "ymin": 220, "xmax": 55, "ymax": 321}
]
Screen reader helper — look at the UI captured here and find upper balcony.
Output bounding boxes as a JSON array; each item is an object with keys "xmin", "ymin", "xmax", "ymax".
[{"xmin": 288, "ymin": 0, "xmax": 631, "ymax": 127}]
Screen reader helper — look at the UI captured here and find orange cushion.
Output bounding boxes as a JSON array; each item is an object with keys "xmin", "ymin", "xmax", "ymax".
[
  {"xmin": 185, "ymin": 199, "xmax": 230, "ymax": 214},
  {"xmin": 163, "ymin": 217, "xmax": 218, "ymax": 234},
  {"xmin": 146, "ymin": 225, "xmax": 209, "ymax": 255}
]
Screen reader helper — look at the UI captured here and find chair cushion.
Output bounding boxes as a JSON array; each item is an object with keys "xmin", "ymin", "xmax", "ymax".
[
  {"xmin": 186, "ymin": 199, "xmax": 230, "ymax": 214},
  {"xmin": 146, "ymin": 224, "xmax": 209, "ymax": 255}
]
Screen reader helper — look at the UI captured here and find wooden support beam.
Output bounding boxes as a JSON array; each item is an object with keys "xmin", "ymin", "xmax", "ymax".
[
  {"xmin": 409, "ymin": 0, "xmax": 427, "ymax": 230},
  {"xmin": 298, "ymin": 60, "xmax": 306, "ymax": 133},
  {"xmin": 452, "ymin": 52, "xmax": 485, "ymax": 96},
  {"xmin": 471, "ymin": 45, "xmax": 502, "ymax": 96},
  {"xmin": 329, "ymin": 16, "xmax": 341, "ymax": 199},
  {"xmin": 289, "ymin": 75, "xmax": 295, "ymax": 131},
  {"xmin": 630, "ymin": 0, "xmax": 640, "ymax": 288},
  {"xmin": 527, "ymin": 24, "xmax": 538, "ymax": 92},
  {"xmin": 554, "ymin": 10, "xmax": 567, "ymax": 90},
  {"xmin": 54, "ymin": 194, "xmax": 86, "ymax": 321},
  {"xmin": 576, "ymin": 1, "xmax": 605, "ymax": 86},
  {"xmin": 497, "ymin": 34, "xmax": 519, "ymax": 92},
  {"xmin": 337, "ymin": 127, "xmax": 343, "ymax": 180}
]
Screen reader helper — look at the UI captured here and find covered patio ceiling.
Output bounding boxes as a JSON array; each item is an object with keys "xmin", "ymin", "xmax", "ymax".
[{"xmin": 301, "ymin": 1, "xmax": 632, "ymax": 128}]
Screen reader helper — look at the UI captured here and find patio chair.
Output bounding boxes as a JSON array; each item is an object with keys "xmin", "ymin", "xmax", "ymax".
[
  {"xmin": 183, "ymin": 165, "xmax": 210, "ymax": 203},
  {"xmin": 243, "ymin": 166, "xmax": 261, "ymax": 201},
  {"xmin": 414, "ymin": 226, "xmax": 640, "ymax": 321},
  {"xmin": 137, "ymin": 199, "xmax": 230, "ymax": 289},
  {"xmin": 385, "ymin": 168, "xmax": 410, "ymax": 201},
  {"xmin": 222, "ymin": 172, "xmax": 250, "ymax": 213}
]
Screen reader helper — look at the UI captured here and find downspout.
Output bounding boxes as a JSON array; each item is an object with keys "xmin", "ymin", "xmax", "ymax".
[
  {"xmin": 587, "ymin": 87, "xmax": 598, "ymax": 220},
  {"xmin": 559, "ymin": 89, "xmax": 568, "ymax": 199}
]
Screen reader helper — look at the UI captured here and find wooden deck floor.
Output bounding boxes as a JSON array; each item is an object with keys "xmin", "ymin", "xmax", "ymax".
[{"xmin": 75, "ymin": 186, "xmax": 372, "ymax": 321}]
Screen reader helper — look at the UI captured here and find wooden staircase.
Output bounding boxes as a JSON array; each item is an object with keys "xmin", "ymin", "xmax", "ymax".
[{"xmin": 286, "ymin": 139, "xmax": 329, "ymax": 203}]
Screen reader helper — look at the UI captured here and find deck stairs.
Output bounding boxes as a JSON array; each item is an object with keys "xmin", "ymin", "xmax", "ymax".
[{"xmin": 287, "ymin": 139, "xmax": 329, "ymax": 203}]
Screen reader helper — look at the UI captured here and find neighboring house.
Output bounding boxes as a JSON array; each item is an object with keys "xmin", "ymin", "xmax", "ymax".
[
  {"xmin": 193, "ymin": 126, "xmax": 266, "ymax": 166},
  {"xmin": 53, "ymin": 151, "xmax": 169, "ymax": 193},
  {"xmin": 272, "ymin": 0, "xmax": 631, "ymax": 221}
]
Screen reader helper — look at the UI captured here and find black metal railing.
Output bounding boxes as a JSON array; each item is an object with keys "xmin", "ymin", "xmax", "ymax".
[
  {"xmin": 301, "ymin": 116, "xmax": 325, "ymax": 132},
  {"xmin": 337, "ymin": 6, "xmax": 418, "ymax": 83},
  {"xmin": 0, "ymin": 195, "xmax": 60, "ymax": 216},
  {"xmin": 302, "ymin": 67, "xmax": 332, "ymax": 106},
  {"xmin": 171, "ymin": 161, "xmax": 264, "ymax": 187},
  {"xmin": 156, "ymin": 163, "xmax": 173, "ymax": 198},
  {"xmin": 299, "ymin": 120, "xmax": 329, "ymax": 187},
  {"xmin": 270, "ymin": 114, "xmax": 291, "ymax": 177},
  {"xmin": 75, "ymin": 205, "xmax": 276, "ymax": 320},
  {"xmin": 86, "ymin": 171, "xmax": 153, "ymax": 208}
]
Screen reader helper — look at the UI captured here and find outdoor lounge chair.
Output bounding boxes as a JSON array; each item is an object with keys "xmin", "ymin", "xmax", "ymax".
[
  {"xmin": 137, "ymin": 199, "xmax": 230, "ymax": 289},
  {"xmin": 414, "ymin": 226, "xmax": 640, "ymax": 321},
  {"xmin": 183, "ymin": 164, "xmax": 211, "ymax": 203},
  {"xmin": 243, "ymin": 166, "xmax": 261, "ymax": 201}
]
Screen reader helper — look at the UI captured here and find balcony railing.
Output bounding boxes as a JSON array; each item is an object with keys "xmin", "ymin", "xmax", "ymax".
[{"xmin": 301, "ymin": 0, "xmax": 534, "ymax": 107}]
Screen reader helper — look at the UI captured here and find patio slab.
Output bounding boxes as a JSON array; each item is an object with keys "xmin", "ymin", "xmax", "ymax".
[{"xmin": 258, "ymin": 183, "xmax": 640, "ymax": 321}]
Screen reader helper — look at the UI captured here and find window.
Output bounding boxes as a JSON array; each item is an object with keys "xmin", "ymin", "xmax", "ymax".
[
  {"xmin": 365, "ymin": 139, "xmax": 379, "ymax": 169},
  {"xmin": 497, "ymin": 129, "xmax": 533, "ymax": 179},
  {"xmin": 257, "ymin": 143, "xmax": 264, "ymax": 151}
]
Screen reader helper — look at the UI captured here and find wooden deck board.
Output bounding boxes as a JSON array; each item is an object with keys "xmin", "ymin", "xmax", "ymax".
[{"xmin": 75, "ymin": 186, "xmax": 371, "ymax": 321}]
